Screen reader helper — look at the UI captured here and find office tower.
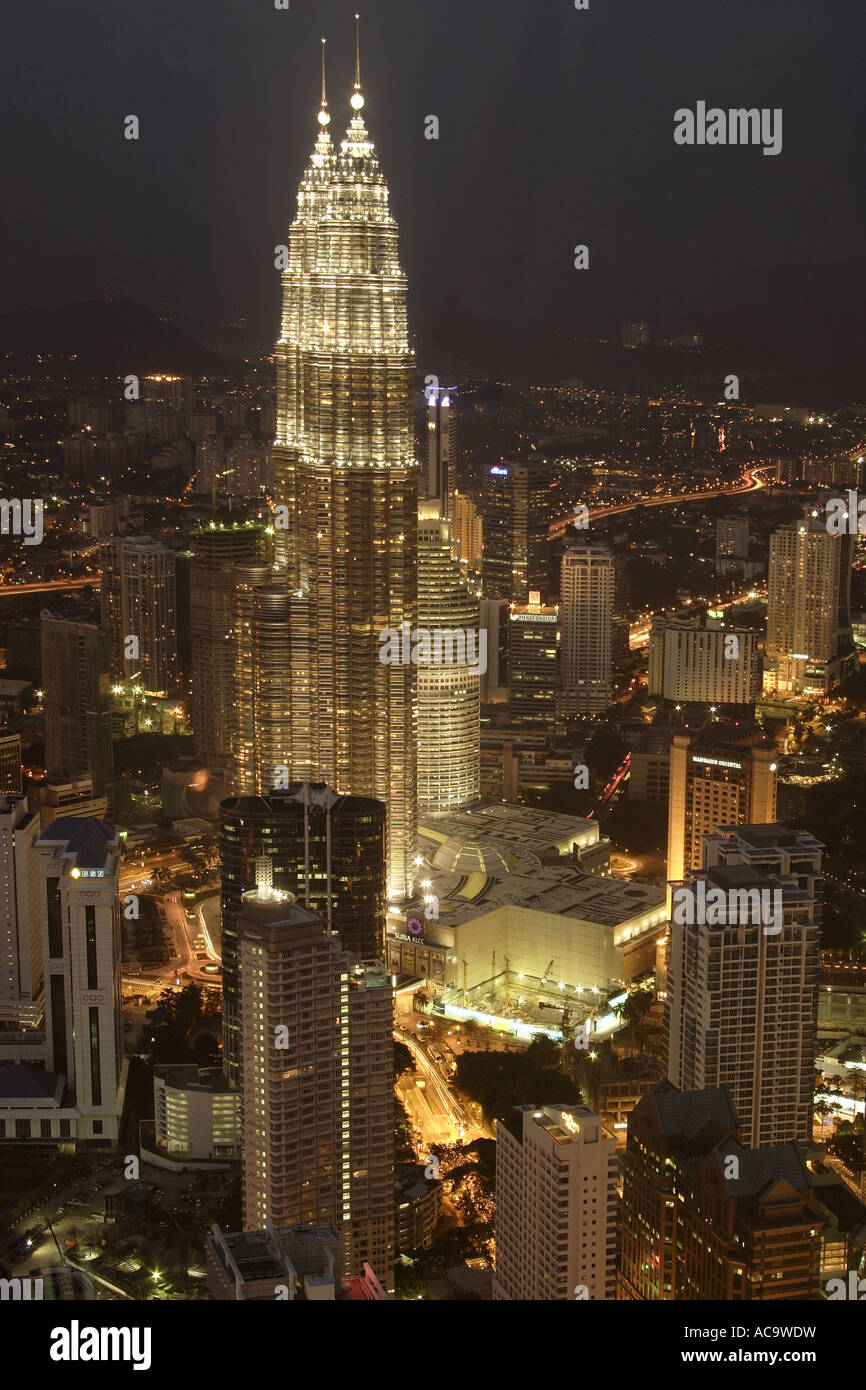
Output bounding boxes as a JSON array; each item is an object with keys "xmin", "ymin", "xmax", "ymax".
[
  {"xmin": 231, "ymin": 560, "xmax": 273, "ymax": 792},
  {"xmin": 716, "ymin": 515, "xmax": 749, "ymax": 572},
  {"xmin": 416, "ymin": 502, "xmax": 480, "ymax": 812},
  {"xmin": 0, "ymin": 795, "xmax": 41, "ymax": 1032},
  {"xmin": 41, "ymin": 616, "xmax": 114, "ymax": 801},
  {"xmin": 482, "ymin": 461, "xmax": 553, "ymax": 601},
  {"xmin": 493, "ymin": 1104, "xmax": 617, "ymax": 1301},
  {"xmin": 237, "ymin": 870, "xmax": 394, "ymax": 1287},
  {"xmin": 508, "ymin": 592, "xmax": 558, "ymax": 726},
  {"xmin": 0, "ymin": 732, "xmax": 22, "ymax": 795},
  {"xmin": 188, "ymin": 523, "xmax": 270, "ymax": 771},
  {"xmin": 560, "ymin": 541, "xmax": 613, "ymax": 714},
  {"xmin": 451, "ymin": 490, "xmax": 483, "ymax": 575},
  {"xmin": 620, "ymin": 1081, "xmax": 822, "ymax": 1300},
  {"xmin": 219, "ymin": 783, "xmax": 387, "ymax": 1086},
  {"xmin": 270, "ymin": 59, "xmax": 418, "ymax": 901},
  {"xmin": 666, "ymin": 724, "xmax": 777, "ymax": 882},
  {"xmin": 665, "ymin": 825, "xmax": 823, "ymax": 1148},
  {"xmin": 425, "ymin": 385, "xmax": 457, "ymax": 503},
  {"xmin": 649, "ymin": 612, "xmax": 759, "ymax": 709},
  {"xmin": 99, "ymin": 536, "xmax": 178, "ymax": 693},
  {"xmin": 765, "ymin": 514, "xmax": 855, "ymax": 695}
]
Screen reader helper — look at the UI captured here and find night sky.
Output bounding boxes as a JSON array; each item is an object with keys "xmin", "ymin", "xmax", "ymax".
[{"xmin": 2, "ymin": 0, "xmax": 864, "ymax": 372}]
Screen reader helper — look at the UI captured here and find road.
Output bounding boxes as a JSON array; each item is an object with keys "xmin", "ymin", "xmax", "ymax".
[
  {"xmin": 549, "ymin": 463, "xmax": 771, "ymax": 539},
  {"xmin": 0, "ymin": 575, "xmax": 99, "ymax": 596},
  {"xmin": 396, "ymin": 1026, "xmax": 481, "ymax": 1148}
]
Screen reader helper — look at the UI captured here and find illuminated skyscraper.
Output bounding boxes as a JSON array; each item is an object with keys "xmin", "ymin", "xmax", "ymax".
[
  {"xmin": 271, "ymin": 40, "xmax": 417, "ymax": 899},
  {"xmin": 416, "ymin": 502, "xmax": 481, "ymax": 812},
  {"xmin": 666, "ymin": 725, "xmax": 778, "ymax": 884},
  {"xmin": 560, "ymin": 541, "xmax": 613, "ymax": 714},
  {"xmin": 231, "ymin": 560, "xmax": 273, "ymax": 792},
  {"xmin": 508, "ymin": 593, "xmax": 559, "ymax": 726},
  {"xmin": 425, "ymin": 385, "xmax": 456, "ymax": 503},
  {"xmin": 665, "ymin": 825, "xmax": 822, "ymax": 1149},
  {"xmin": 764, "ymin": 514, "xmax": 855, "ymax": 695},
  {"xmin": 237, "ymin": 864, "xmax": 394, "ymax": 1286}
]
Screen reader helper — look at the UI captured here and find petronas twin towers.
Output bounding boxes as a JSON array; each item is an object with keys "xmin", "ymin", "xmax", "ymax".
[{"xmin": 266, "ymin": 35, "xmax": 418, "ymax": 899}]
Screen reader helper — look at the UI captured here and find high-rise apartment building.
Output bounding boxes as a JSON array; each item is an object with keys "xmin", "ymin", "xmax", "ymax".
[
  {"xmin": 237, "ymin": 870, "xmax": 394, "ymax": 1287},
  {"xmin": 493, "ymin": 1104, "xmax": 617, "ymax": 1301},
  {"xmin": 219, "ymin": 783, "xmax": 387, "ymax": 1086},
  {"xmin": 270, "ymin": 65, "xmax": 417, "ymax": 900},
  {"xmin": 188, "ymin": 523, "xmax": 271, "ymax": 772},
  {"xmin": 508, "ymin": 593, "xmax": 558, "ymax": 726},
  {"xmin": 482, "ymin": 461, "xmax": 553, "ymax": 601},
  {"xmin": 0, "ymin": 795, "xmax": 42, "ymax": 1032},
  {"xmin": 765, "ymin": 514, "xmax": 855, "ymax": 695},
  {"xmin": 416, "ymin": 503, "xmax": 480, "ymax": 812},
  {"xmin": 620, "ymin": 1081, "xmax": 822, "ymax": 1300},
  {"xmin": 649, "ymin": 612, "xmax": 759, "ymax": 709},
  {"xmin": 560, "ymin": 541, "xmax": 613, "ymax": 714},
  {"xmin": 716, "ymin": 515, "xmax": 749, "ymax": 572},
  {"xmin": 665, "ymin": 824, "xmax": 823, "ymax": 1148},
  {"xmin": 666, "ymin": 724, "xmax": 777, "ymax": 883},
  {"xmin": 0, "ymin": 818, "xmax": 125, "ymax": 1149},
  {"xmin": 41, "ymin": 616, "xmax": 113, "ymax": 801},
  {"xmin": 99, "ymin": 536, "xmax": 178, "ymax": 693}
]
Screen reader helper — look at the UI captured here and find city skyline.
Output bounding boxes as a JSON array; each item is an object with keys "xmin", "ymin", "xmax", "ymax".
[{"xmin": 0, "ymin": 5, "xmax": 864, "ymax": 1329}]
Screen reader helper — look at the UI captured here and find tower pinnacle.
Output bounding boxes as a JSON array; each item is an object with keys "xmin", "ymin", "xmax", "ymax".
[
  {"xmin": 351, "ymin": 13, "xmax": 364, "ymax": 110},
  {"xmin": 318, "ymin": 37, "xmax": 330, "ymax": 126}
]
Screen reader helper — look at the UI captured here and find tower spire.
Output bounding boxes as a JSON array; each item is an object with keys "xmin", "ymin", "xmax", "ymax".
[
  {"xmin": 350, "ymin": 13, "xmax": 364, "ymax": 110},
  {"xmin": 318, "ymin": 37, "xmax": 330, "ymax": 127}
]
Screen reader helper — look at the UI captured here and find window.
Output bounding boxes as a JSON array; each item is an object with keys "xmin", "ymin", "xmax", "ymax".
[
  {"xmin": 46, "ymin": 877, "xmax": 63, "ymax": 957},
  {"xmin": 85, "ymin": 905, "xmax": 98, "ymax": 989},
  {"xmin": 89, "ymin": 1007, "xmax": 102, "ymax": 1106}
]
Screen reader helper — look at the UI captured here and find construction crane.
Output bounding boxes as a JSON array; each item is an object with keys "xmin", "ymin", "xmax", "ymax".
[{"xmin": 538, "ymin": 1001, "xmax": 574, "ymax": 1074}]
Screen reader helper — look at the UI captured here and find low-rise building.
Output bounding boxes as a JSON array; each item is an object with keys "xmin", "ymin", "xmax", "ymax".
[{"xmin": 206, "ymin": 1222, "xmax": 389, "ymax": 1301}]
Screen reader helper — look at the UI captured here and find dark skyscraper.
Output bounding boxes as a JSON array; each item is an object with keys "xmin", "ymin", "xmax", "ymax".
[
  {"xmin": 40, "ymin": 616, "xmax": 114, "ymax": 801},
  {"xmin": 219, "ymin": 783, "xmax": 387, "ymax": 1087},
  {"xmin": 482, "ymin": 461, "xmax": 553, "ymax": 602}
]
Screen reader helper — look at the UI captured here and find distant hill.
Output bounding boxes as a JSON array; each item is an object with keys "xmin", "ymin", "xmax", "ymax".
[{"xmin": 0, "ymin": 298, "xmax": 241, "ymax": 377}]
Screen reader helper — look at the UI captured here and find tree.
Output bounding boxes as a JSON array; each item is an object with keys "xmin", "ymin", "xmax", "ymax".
[{"xmin": 394, "ymin": 1039, "xmax": 414, "ymax": 1077}]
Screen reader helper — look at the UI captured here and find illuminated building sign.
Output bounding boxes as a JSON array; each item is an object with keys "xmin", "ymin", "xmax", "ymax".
[{"xmin": 562, "ymin": 1113, "xmax": 580, "ymax": 1134}]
